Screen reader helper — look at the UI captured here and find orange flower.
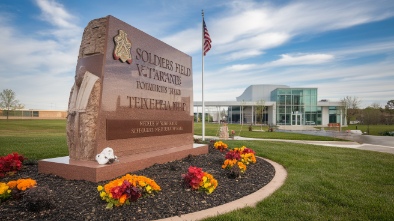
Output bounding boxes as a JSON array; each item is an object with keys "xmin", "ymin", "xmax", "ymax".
[
  {"xmin": 98, "ymin": 173, "xmax": 160, "ymax": 208},
  {"xmin": 6, "ymin": 180, "xmax": 17, "ymax": 189},
  {"xmin": 7, "ymin": 178, "xmax": 36, "ymax": 191},
  {"xmin": 222, "ymin": 159, "xmax": 237, "ymax": 169},
  {"xmin": 119, "ymin": 194, "xmax": 127, "ymax": 204}
]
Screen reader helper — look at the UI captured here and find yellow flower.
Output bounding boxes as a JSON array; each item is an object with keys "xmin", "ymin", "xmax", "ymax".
[
  {"xmin": 214, "ymin": 141, "xmax": 228, "ymax": 151},
  {"xmin": 197, "ymin": 172, "xmax": 218, "ymax": 194},
  {"xmin": 97, "ymin": 185, "xmax": 103, "ymax": 191},
  {"xmin": 0, "ymin": 182, "xmax": 9, "ymax": 195},
  {"xmin": 237, "ymin": 162, "xmax": 247, "ymax": 173}
]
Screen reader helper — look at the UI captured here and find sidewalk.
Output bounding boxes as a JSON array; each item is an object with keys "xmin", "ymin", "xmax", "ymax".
[{"xmin": 194, "ymin": 135, "xmax": 394, "ymax": 155}]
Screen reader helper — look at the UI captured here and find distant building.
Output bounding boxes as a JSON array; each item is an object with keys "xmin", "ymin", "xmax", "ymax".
[
  {"xmin": 194, "ymin": 84, "xmax": 346, "ymax": 127},
  {"xmin": 0, "ymin": 109, "xmax": 67, "ymax": 119}
]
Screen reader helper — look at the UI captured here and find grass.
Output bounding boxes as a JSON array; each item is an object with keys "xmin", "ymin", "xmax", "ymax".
[
  {"xmin": 194, "ymin": 122, "xmax": 345, "ymax": 141},
  {"xmin": 203, "ymin": 140, "xmax": 394, "ymax": 221},
  {"xmin": 1, "ymin": 119, "xmax": 394, "ymax": 220},
  {"xmin": 0, "ymin": 119, "xmax": 68, "ymax": 159}
]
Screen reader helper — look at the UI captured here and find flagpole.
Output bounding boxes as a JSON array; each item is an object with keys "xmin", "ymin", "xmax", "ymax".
[{"xmin": 201, "ymin": 10, "xmax": 205, "ymax": 141}]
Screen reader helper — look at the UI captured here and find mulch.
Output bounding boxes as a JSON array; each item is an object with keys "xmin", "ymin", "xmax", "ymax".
[{"xmin": 0, "ymin": 145, "xmax": 275, "ymax": 221}]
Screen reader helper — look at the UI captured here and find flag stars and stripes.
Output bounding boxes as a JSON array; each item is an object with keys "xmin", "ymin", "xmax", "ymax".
[{"xmin": 203, "ymin": 19, "xmax": 212, "ymax": 56}]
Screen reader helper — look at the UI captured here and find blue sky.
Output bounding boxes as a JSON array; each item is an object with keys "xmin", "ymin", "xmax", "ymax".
[{"xmin": 0, "ymin": 0, "xmax": 393, "ymax": 110}]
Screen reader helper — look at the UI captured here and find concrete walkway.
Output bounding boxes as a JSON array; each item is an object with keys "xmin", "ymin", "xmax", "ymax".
[{"xmin": 195, "ymin": 132, "xmax": 394, "ymax": 155}]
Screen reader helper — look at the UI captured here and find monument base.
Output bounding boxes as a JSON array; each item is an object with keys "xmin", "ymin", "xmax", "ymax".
[{"xmin": 38, "ymin": 144, "xmax": 208, "ymax": 182}]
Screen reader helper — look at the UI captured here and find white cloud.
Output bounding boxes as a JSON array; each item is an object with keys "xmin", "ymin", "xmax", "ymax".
[
  {"xmin": 222, "ymin": 64, "xmax": 258, "ymax": 72},
  {"xmin": 265, "ymin": 53, "xmax": 334, "ymax": 67},
  {"xmin": 224, "ymin": 49, "xmax": 264, "ymax": 61},
  {"xmin": 35, "ymin": 0, "xmax": 78, "ymax": 29},
  {"xmin": 161, "ymin": 28, "xmax": 201, "ymax": 54},
  {"xmin": 165, "ymin": 0, "xmax": 394, "ymax": 58},
  {"xmin": 0, "ymin": 0, "xmax": 82, "ymax": 109},
  {"xmin": 1, "ymin": 0, "xmax": 393, "ymax": 110}
]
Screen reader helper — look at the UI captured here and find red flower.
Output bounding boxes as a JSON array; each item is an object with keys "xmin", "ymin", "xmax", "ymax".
[
  {"xmin": 0, "ymin": 153, "xmax": 25, "ymax": 177},
  {"xmin": 242, "ymin": 148, "xmax": 255, "ymax": 154},
  {"xmin": 225, "ymin": 151, "xmax": 241, "ymax": 160},
  {"xmin": 183, "ymin": 166, "xmax": 205, "ymax": 190}
]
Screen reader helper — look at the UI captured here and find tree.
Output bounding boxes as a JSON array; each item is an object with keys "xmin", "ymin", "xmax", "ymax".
[
  {"xmin": 385, "ymin": 100, "xmax": 394, "ymax": 111},
  {"xmin": 370, "ymin": 102, "xmax": 381, "ymax": 109},
  {"xmin": 341, "ymin": 96, "xmax": 362, "ymax": 125},
  {"xmin": 384, "ymin": 100, "xmax": 394, "ymax": 124},
  {"xmin": 0, "ymin": 89, "xmax": 24, "ymax": 119},
  {"xmin": 220, "ymin": 108, "xmax": 227, "ymax": 122},
  {"xmin": 362, "ymin": 107, "xmax": 381, "ymax": 134}
]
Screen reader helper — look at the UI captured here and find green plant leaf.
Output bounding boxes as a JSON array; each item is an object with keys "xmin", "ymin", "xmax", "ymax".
[{"xmin": 106, "ymin": 202, "xmax": 114, "ymax": 209}]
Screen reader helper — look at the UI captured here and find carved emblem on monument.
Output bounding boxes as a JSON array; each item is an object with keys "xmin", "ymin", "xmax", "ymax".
[{"xmin": 113, "ymin": 30, "xmax": 132, "ymax": 64}]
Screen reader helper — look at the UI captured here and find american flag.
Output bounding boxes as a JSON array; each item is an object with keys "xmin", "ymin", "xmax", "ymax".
[{"xmin": 203, "ymin": 19, "xmax": 212, "ymax": 56}]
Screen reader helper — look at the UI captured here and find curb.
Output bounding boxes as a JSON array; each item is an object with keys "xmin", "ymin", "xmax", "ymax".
[{"xmin": 155, "ymin": 157, "xmax": 287, "ymax": 221}]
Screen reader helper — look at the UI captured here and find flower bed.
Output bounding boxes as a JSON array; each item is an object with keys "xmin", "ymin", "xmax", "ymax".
[{"xmin": 0, "ymin": 147, "xmax": 275, "ymax": 220}]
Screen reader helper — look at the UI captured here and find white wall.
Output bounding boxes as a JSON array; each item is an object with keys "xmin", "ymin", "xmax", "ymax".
[{"xmin": 321, "ymin": 106, "xmax": 329, "ymax": 126}]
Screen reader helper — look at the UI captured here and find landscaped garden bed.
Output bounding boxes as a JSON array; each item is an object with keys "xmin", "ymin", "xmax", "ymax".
[{"xmin": 0, "ymin": 144, "xmax": 275, "ymax": 221}]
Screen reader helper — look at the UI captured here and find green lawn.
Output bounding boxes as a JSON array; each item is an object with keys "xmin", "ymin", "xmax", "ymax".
[
  {"xmin": 1, "ymin": 119, "xmax": 394, "ymax": 220},
  {"xmin": 194, "ymin": 122, "xmax": 345, "ymax": 141},
  {"xmin": 0, "ymin": 119, "xmax": 68, "ymax": 159},
  {"xmin": 204, "ymin": 140, "xmax": 394, "ymax": 221}
]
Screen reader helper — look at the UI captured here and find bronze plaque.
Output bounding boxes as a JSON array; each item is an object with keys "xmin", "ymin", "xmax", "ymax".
[{"xmin": 106, "ymin": 119, "xmax": 192, "ymax": 140}]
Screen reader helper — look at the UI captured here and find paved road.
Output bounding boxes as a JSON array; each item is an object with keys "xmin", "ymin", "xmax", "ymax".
[{"xmin": 338, "ymin": 133, "xmax": 394, "ymax": 146}]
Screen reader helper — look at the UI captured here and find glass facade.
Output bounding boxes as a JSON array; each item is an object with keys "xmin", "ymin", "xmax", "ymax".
[
  {"xmin": 329, "ymin": 106, "xmax": 341, "ymax": 123},
  {"xmin": 272, "ymin": 88, "xmax": 322, "ymax": 125}
]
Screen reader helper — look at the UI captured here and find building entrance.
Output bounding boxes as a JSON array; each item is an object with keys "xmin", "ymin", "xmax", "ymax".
[{"xmin": 292, "ymin": 112, "xmax": 302, "ymax": 125}]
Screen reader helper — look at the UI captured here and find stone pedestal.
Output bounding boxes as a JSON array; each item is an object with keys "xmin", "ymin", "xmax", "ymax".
[{"xmin": 39, "ymin": 144, "xmax": 207, "ymax": 182}]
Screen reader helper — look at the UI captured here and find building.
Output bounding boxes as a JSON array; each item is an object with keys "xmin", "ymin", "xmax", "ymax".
[
  {"xmin": 0, "ymin": 109, "xmax": 67, "ymax": 119},
  {"xmin": 194, "ymin": 84, "xmax": 346, "ymax": 127}
]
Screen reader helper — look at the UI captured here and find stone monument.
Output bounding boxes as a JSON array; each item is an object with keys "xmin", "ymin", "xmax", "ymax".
[
  {"xmin": 38, "ymin": 15, "xmax": 208, "ymax": 182},
  {"xmin": 219, "ymin": 123, "xmax": 229, "ymax": 139}
]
